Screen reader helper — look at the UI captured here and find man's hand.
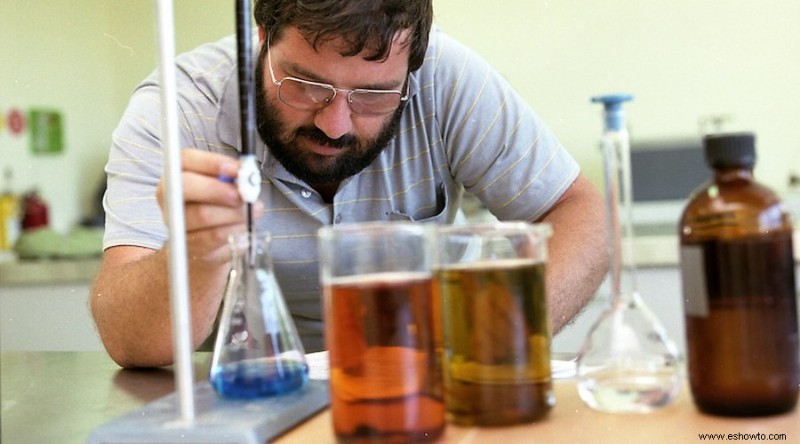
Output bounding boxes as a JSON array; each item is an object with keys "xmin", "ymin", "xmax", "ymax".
[
  {"xmin": 91, "ymin": 150, "xmax": 261, "ymax": 368},
  {"xmin": 155, "ymin": 150, "xmax": 253, "ymax": 268}
]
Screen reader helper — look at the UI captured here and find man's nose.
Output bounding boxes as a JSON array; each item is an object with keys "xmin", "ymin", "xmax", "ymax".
[{"xmin": 313, "ymin": 93, "xmax": 354, "ymax": 140}]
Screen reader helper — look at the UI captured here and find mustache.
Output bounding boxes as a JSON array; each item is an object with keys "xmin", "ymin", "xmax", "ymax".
[{"xmin": 296, "ymin": 127, "xmax": 356, "ymax": 149}]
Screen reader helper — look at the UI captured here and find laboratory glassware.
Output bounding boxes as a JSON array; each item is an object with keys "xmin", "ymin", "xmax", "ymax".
[
  {"xmin": 318, "ymin": 221, "xmax": 445, "ymax": 443},
  {"xmin": 575, "ymin": 94, "xmax": 682, "ymax": 413},
  {"xmin": 680, "ymin": 133, "xmax": 798, "ymax": 416},
  {"xmin": 210, "ymin": 231, "xmax": 309, "ymax": 399},
  {"xmin": 437, "ymin": 222, "xmax": 554, "ymax": 426},
  {"xmin": 233, "ymin": 0, "xmax": 260, "ymax": 265}
]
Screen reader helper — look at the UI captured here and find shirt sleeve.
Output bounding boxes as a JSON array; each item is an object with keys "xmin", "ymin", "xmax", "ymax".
[
  {"xmin": 102, "ymin": 36, "xmax": 240, "ymax": 251},
  {"xmin": 430, "ymin": 29, "xmax": 580, "ymax": 222},
  {"xmin": 102, "ymin": 77, "xmax": 170, "ymax": 250}
]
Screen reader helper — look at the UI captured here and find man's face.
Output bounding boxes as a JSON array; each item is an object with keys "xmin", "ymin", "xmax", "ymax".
[{"xmin": 255, "ymin": 27, "xmax": 410, "ymax": 185}]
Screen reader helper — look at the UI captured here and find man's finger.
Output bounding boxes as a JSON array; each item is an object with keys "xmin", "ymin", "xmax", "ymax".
[{"xmin": 181, "ymin": 149, "xmax": 240, "ymax": 179}]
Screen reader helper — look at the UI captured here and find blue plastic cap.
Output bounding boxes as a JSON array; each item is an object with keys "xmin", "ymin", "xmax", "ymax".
[{"xmin": 591, "ymin": 94, "xmax": 633, "ymax": 131}]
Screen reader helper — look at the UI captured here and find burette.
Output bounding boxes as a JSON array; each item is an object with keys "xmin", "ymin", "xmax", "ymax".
[
  {"xmin": 233, "ymin": 0, "xmax": 283, "ymax": 374},
  {"xmin": 235, "ymin": 0, "xmax": 262, "ymax": 266}
]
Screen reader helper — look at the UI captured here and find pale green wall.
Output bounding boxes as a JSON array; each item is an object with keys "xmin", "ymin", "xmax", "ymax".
[
  {"xmin": 434, "ymin": 0, "xmax": 800, "ymax": 189},
  {"xmin": 3, "ymin": 0, "xmax": 799, "ymax": 233},
  {"xmin": 1, "ymin": 0, "xmax": 233, "ymax": 233}
]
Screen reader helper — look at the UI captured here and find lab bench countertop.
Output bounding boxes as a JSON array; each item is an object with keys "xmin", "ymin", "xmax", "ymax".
[
  {"xmin": 2, "ymin": 351, "xmax": 799, "ymax": 444},
  {"xmin": 0, "ymin": 256, "xmax": 101, "ymax": 286}
]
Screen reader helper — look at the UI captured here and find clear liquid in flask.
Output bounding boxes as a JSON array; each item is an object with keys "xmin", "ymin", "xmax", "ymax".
[{"xmin": 575, "ymin": 95, "xmax": 682, "ymax": 413}]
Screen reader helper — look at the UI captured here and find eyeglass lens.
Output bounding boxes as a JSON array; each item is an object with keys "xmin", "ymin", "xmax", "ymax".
[{"xmin": 278, "ymin": 78, "xmax": 402, "ymax": 115}]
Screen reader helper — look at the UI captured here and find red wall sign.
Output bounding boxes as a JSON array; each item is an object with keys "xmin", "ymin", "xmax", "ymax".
[{"xmin": 7, "ymin": 108, "xmax": 26, "ymax": 136}]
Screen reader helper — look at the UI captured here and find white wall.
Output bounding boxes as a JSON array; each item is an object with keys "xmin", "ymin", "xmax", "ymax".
[{"xmin": 3, "ymin": 0, "xmax": 799, "ymax": 232}]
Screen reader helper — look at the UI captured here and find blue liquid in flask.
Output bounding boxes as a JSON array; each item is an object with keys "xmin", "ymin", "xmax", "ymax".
[
  {"xmin": 210, "ymin": 232, "xmax": 310, "ymax": 399},
  {"xmin": 210, "ymin": 357, "xmax": 309, "ymax": 399}
]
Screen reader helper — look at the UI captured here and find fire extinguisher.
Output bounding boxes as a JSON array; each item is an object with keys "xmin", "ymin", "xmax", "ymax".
[{"xmin": 21, "ymin": 190, "xmax": 49, "ymax": 231}]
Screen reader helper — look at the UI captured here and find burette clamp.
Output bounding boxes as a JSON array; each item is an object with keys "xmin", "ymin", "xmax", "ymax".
[{"xmin": 237, "ymin": 154, "xmax": 261, "ymax": 203}]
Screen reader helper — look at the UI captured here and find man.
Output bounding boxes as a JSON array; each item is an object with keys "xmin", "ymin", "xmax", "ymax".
[{"xmin": 91, "ymin": 0, "xmax": 607, "ymax": 368}]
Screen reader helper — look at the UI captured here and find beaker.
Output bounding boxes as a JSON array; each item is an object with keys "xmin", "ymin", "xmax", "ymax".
[
  {"xmin": 209, "ymin": 231, "xmax": 308, "ymax": 399},
  {"xmin": 318, "ymin": 221, "xmax": 445, "ymax": 443},
  {"xmin": 436, "ymin": 222, "xmax": 554, "ymax": 426},
  {"xmin": 575, "ymin": 94, "xmax": 682, "ymax": 413}
]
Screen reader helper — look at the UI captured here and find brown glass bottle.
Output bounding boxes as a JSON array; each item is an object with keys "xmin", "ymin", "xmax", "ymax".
[{"xmin": 679, "ymin": 133, "xmax": 799, "ymax": 416}]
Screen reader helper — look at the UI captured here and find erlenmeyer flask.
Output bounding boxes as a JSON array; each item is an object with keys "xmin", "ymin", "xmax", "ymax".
[
  {"xmin": 210, "ymin": 231, "xmax": 309, "ymax": 398},
  {"xmin": 575, "ymin": 94, "xmax": 682, "ymax": 413}
]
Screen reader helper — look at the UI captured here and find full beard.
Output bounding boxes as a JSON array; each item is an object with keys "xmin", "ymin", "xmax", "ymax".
[{"xmin": 254, "ymin": 51, "xmax": 405, "ymax": 185}]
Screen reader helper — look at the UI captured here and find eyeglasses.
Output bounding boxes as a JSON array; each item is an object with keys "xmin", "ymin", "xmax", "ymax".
[{"xmin": 267, "ymin": 44, "xmax": 409, "ymax": 116}]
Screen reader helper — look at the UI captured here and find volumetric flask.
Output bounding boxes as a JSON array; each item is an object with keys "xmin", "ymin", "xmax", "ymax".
[
  {"xmin": 209, "ymin": 231, "xmax": 308, "ymax": 399},
  {"xmin": 576, "ymin": 95, "xmax": 681, "ymax": 413},
  {"xmin": 437, "ymin": 222, "xmax": 554, "ymax": 426}
]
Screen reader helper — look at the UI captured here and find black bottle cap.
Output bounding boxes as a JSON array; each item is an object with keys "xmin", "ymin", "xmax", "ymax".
[{"xmin": 703, "ymin": 132, "xmax": 756, "ymax": 169}]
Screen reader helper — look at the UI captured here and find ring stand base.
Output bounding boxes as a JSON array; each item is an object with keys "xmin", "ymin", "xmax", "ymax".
[{"xmin": 87, "ymin": 379, "xmax": 329, "ymax": 444}]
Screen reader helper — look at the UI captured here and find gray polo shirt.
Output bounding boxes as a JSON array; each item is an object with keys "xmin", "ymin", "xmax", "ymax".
[{"xmin": 103, "ymin": 27, "xmax": 579, "ymax": 351}]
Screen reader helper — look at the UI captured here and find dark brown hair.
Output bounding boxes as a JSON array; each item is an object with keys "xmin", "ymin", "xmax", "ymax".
[{"xmin": 253, "ymin": 0, "xmax": 433, "ymax": 72}]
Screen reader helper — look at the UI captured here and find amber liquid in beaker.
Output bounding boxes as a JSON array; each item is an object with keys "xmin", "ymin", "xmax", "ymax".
[
  {"xmin": 439, "ymin": 259, "xmax": 553, "ymax": 426},
  {"xmin": 325, "ymin": 272, "xmax": 445, "ymax": 443},
  {"xmin": 684, "ymin": 233, "xmax": 799, "ymax": 416}
]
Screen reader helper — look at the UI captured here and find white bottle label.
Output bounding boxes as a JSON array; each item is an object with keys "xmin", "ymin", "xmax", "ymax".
[{"xmin": 680, "ymin": 245, "xmax": 709, "ymax": 317}]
